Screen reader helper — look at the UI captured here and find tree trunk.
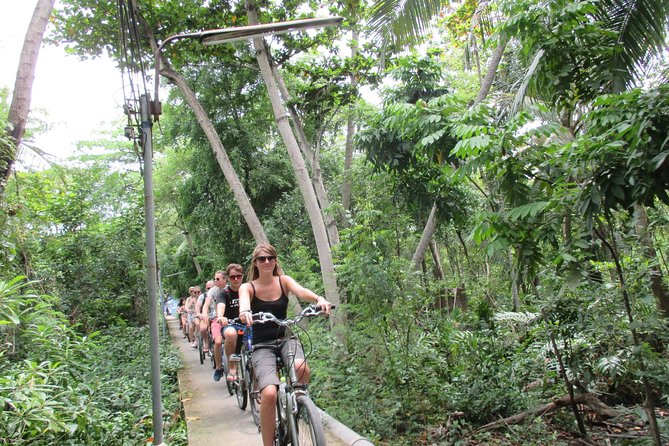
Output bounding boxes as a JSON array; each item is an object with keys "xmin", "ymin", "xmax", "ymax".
[
  {"xmin": 635, "ymin": 203, "xmax": 669, "ymax": 316},
  {"xmin": 160, "ymin": 65, "xmax": 269, "ymax": 245},
  {"xmin": 429, "ymin": 240, "xmax": 445, "ymax": 280},
  {"xmin": 411, "ymin": 203, "xmax": 438, "ymax": 268},
  {"xmin": 411, "ymin": 40, "xmax": 508, "ymax": 266},
  {"xmin": 510, "ymin": 249, "xmax": 520, "ymax": 311},
  {"xmin": 474, "ymin": 42, "xmax": 507, "ymax": 105},
  {"xmin": 429, "ymin": 240, "xmax": 448, "ymax": 310},
  {"xmin": 0, "ymin": 0, "xmax": 55, "ymax": 197},
  {"xmin": 341, "ymin": 29, "xmax": 359, "ymax": 218},
  {"xmin": 268, "ymin": 56, "xmax": 340, "ymax": 246},
  {"xmin": 246, "ymin": 0, "xmax": 341, "ymax": 319},
  {"xmin": 135, "ymin": 11, "xmax": 269, "ymax": 246},
  {"xmin": 183, "ymin": 230, "xmax": 203, "ymax": 276}
]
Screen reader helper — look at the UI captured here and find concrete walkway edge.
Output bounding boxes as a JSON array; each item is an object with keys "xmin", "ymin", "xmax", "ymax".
[{"xmin": 320, "ymin": 410, "xmax": 375, "ymax": 446}]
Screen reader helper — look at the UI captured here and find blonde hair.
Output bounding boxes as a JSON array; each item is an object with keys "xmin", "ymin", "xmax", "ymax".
[{"xmin": 248, "ymin": 243, "xmax": 283, "ymax": 281}]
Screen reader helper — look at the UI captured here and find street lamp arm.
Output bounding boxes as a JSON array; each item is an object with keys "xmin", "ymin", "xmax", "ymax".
[
  {"xmin": 153, "ymin": 32, "xmax": 202, "ymax": 112},
  {"xmin": 152, "ymin": 17, "xmax": 343, "ymax": 114}
]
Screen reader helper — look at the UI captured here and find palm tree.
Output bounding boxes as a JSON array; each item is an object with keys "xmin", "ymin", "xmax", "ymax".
[{"xmin": 598, "ymin": 0, "xmax": 669, "ymax": 92}]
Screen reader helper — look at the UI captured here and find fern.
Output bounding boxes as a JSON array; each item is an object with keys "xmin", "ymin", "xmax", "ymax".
[
  {"xmin": 494, "ymin": 311, "xmax": 540, "ymax": 325},
  {"xmin": 596, "ymin": 355, "xmax": 627, "ymax": 379}
]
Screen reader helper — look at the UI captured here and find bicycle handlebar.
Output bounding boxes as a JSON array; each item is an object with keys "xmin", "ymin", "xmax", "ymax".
[{"xmin": 249, "ymin": 304, "xmax": 335, "ymax": 326}]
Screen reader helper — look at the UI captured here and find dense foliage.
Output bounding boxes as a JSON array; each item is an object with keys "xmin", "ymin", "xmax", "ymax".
[
  {"xmin": 2, "ymin": 0, "xmax": 669, "ymax": 444},
  {"xmin": 0, "ymin": 277, "xmax": 186, "ymax": 445}
]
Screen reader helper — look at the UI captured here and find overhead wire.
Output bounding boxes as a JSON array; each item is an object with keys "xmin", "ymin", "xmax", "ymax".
[{"xmin": 116, "ymin": 0, "xmax": 153, "ymax": 172}]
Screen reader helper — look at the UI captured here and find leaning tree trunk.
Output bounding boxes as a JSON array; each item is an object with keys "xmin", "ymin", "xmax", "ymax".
[
  {"xmin": 635, "ymin": 203, "xmax": 669, "ymax": 316},
  {"xmin": 411, "ymin": 41, "xmax": 508, "ymax": 266},
  {"xmin": 135, "ymin": 11, "xmax": 269, "ymax": 245},
  {"xmin": 341, "ymin": 28, "xmax": 360, "ymax": 218},
  {"xmin": 182, "ymin": 229, "xmax": 203, "ymax": 276},
  {"xmin": 411, "ymin": 203, "xmax": 438, "ymax": 267},
  {"xmin": 161, "ymin": 65, "xmax": 269, "ymax": 245},
  {"xmin": 0, "ymin": 0, "xmax": 55, "ymax": 198},
  {"xmin": 246, "ymin": 0, "xmax": 341, "ymax": 319},
  {"xmin": 268, "ymin": 55, "xmax": 340, "ymax": 246}
]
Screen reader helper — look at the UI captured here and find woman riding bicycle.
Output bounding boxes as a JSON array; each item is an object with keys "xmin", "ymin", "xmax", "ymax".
[{"xmin": 238, "ymin": 243, "xmax": 331, "ymax": 446}]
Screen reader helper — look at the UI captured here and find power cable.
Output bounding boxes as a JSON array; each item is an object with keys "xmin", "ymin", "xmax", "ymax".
[{"xmin": 116, "ymin": 0, "xmax": 153, "ymax": 172}]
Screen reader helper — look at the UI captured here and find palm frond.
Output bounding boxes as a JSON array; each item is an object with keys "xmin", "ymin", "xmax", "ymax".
[
  {"xmin": 493, "ymin": 311, "xmax": 540, "ymax": 324},
  {"xmin": 597, "ymin": 0, "xmax": 669, "ymax": 89},
  {"xmin": 367, "ymin": 0, "xmax": 446, "ymax": 50},
  {"xmin": 510, "ymin": 48, "xmax": 544, "ymax": 116}
]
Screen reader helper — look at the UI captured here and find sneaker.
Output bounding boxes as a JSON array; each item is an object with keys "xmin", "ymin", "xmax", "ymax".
[{"xmin": 213, "ymin": 368, "xmax": 224, "ymax": 382}]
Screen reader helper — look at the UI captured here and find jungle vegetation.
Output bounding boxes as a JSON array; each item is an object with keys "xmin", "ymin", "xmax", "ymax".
[{"xmin": 1, "ymin": 0, "xmax": 669, "ymax": 444}]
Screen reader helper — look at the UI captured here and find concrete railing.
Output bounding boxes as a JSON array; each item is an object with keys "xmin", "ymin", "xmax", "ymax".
[{"xmin": 320, "ymin": 409, "xmax": 375, "ymax": 445}]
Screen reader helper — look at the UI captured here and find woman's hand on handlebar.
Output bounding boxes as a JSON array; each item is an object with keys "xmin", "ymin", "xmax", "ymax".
[
  {"xmin": 239, "ymin": 310, "xmax": 253, "ymax": 326},
  {"xmin": 217, "ymin": 315, "xmax": 228, "ymax": 326},
  {"xmin": 315, "ymin": 296, "xmax": 332, "ymax": 315}
]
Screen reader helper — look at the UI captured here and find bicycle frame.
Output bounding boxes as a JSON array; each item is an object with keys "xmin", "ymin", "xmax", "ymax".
[{"xmin": 249, "ymin": 305, "xmax": 332, "ymax": 446}]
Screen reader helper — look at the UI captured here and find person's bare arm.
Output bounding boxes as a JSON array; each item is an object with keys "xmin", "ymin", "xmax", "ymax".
[
  {"xmin": 283, "ymin": 276, "xmax": 331, "ymax": 313},
  {"xmin": 238, "ymin": 283, "xmax": 253, "ymax": 325}
]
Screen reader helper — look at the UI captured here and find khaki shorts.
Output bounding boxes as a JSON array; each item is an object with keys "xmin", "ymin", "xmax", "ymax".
[{"xmin": 252, "ymin": 338, "xmax": 305, "ymax": 392}]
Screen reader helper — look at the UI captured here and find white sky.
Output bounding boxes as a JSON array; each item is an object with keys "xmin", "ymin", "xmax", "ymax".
[{"xmin": 1, "ymin": 1, "xmax": 125, "ymax": 164}]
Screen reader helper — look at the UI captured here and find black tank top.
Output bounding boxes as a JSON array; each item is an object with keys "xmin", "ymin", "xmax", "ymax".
[{"xmin": 250, "ymin": 276, "xmax": 289, "ymax": 344}]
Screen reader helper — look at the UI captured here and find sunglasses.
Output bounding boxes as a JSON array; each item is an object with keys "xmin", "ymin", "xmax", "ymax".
[
  {"xmin": 214, "ymin": 277, "xmax": 225, "ymax": 281},
  {"xmin": 256, "ymin": 256, "xmax": 276, "ymax": 263},
  {"xmin": 229, "ymin": 274, "xmax": 243, "ymax": 280}
]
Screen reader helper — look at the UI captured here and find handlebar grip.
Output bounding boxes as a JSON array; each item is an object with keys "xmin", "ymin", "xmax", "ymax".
[{"xmin": 314, "ymin": 304, "xmax": 336, "ymax": 311}]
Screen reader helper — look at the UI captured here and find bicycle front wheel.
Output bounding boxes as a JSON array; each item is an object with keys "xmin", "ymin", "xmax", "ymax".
[
  {"xmin": 248, "ymin": 365, "xmax": 260, "ymax": 427},
  {"xmin": 236, "ymin": 354, "xmax": 248, "ymax": 410},
  {"xmin": 293, "ymin": 395, "xmax": 326, "ymax": 446},
  {"xmin": 222, "ymin": 354, "xmax": 234, "ymax": 395},
  {"xmin": 197, "ymin": 333, "xmax": 204, "ymax": 365}
]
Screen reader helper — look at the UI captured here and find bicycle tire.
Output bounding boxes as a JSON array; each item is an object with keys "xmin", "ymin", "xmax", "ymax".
[
  {"xmin": 236, "ymin": 353, "xmax": 248, "ymax": 410},
  {"xmin": 226, "ymin": 374, "xmax": 234, "ymax": 395},
  {"xmin": 221, "ymin": 354, "xmax": 234, "ymax": 395},
  {"xmin": 197, "ymin": 333, "xmax": 204, "ymax": 365},
  {"xmin": 248, "ymin": 364, "xmax": 260, "ymax": 427},
  {"xmin": 293, "ymin": 395, "xmax": 326, "ymax": 446},
  {"xmin": 210, "ymin": 335, "xmax": 216, "ymax": 369}
]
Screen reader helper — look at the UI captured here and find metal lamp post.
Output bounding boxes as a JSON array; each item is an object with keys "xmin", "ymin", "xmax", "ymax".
[{"xmin": 142, "ymin": 16, "xmax": 342, "ymax": 446}]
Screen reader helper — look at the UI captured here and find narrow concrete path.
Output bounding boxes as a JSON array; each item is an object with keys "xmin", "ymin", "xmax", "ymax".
[
  {"xmin": 167, "ymin": 315, "xmax": 363, "ymax": 446},
  {"xmin": 168, "ymin": 316, "xmax": 263, "ymax": 446}
]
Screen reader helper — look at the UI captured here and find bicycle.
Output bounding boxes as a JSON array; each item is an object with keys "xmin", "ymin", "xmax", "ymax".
[
  {"xmin": 196, "ymin": 317, "xmax": 206, "ymax": 365},
  {"xmin": 227, "ymin": 320, "xmax": 255, "ymax": 414},
  {"xmin": 248, "ymin": 304, "xmax": 332, "ymax": 446},
  {"xmin": 208, "ymin": 324, "xmax": 216, "ymax": 369},
  {"xmin": 220, "ymin": 323, "xmax": 242, "ymax": 397},
  {"xmin": 212, "ymin": 320, "xmax": 235, "ymax": 395}
]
